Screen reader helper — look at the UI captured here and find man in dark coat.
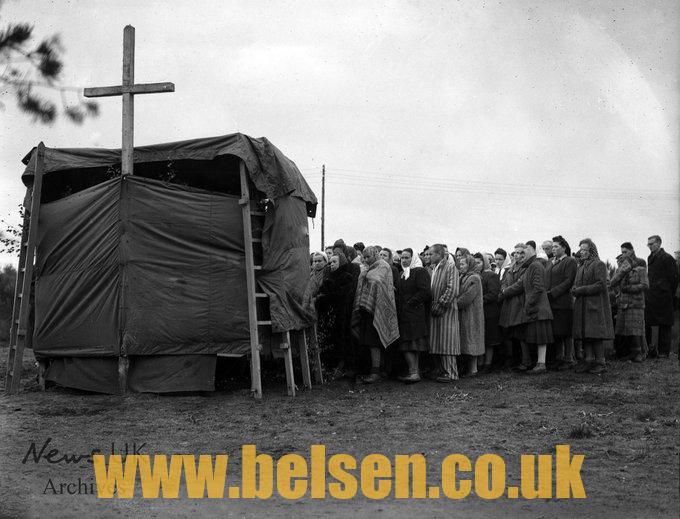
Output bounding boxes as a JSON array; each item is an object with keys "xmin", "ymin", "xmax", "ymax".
[{"xmin": 645, "ymin": 235, "xmax": 679, "ymax": 358}]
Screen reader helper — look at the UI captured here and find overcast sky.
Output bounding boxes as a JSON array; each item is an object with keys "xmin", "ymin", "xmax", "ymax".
[{"xmin": 1, "ymin": 0, "xmax": 678, "ymax": 268}]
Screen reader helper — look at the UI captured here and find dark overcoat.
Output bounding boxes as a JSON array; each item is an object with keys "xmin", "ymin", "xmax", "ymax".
[
  {"xmin": 396, "ymin": 267, "xmax": 431, "ymax": 341},
  {"xmin": 545, "ymin": 256, "xmax": 577, "ymax": 310},
  {"xmin": 499, "ymin": 264, "xmax": 526, "ymax": 327},
  {"xmin": 503, "ymin": 256, "xmax": 553, "ymax": 323},
  {"xmin": 480, "ymin": 270, "xmax": 501, "ymax": 345},
  {"xmin": 573, "ymin": 258, "xmax": 614, "ymax": 340},
  {"xmin": 645, "ymin": 248, "xmax": 678, "ymax": 326}
]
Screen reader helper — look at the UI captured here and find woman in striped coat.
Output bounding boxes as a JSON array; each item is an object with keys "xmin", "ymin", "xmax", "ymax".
[{"xmin": 428, "ymin": 243, "xmax": 461, "ymax": 382}]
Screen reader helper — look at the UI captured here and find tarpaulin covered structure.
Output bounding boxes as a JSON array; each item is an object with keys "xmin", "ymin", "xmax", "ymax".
[{"xmin": 21, "ymin": 133, "xmax": 317, "ymax": 394}]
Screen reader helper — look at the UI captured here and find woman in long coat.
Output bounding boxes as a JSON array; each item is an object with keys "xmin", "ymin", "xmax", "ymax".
[
  {"xmin": 396, "ymin": 248, "xmax": 431, "ymax": 383},
  {"xmin": 545, "ymin": 236, "xmax": 577, "ymax": 370},
  {"xmin": 610, "ymin": 254, "xmax": 648, "ymax": 362},
  {"xmin": 316, "ymin": 253, "xmax": 357, "ymax": 375},
  {"xmin": 475, "ymin": 253, "xmax": 501, "ymax": 373},
  {"xmin": 572, "ymin": 238, "xmax": 614, "ymax": 374},
  {"xmin": 429, "ymin": 244, "xmax": 460, "ymax": 382},
  {"xmin": 499, "ymin": 245, "xmax": 528, "ymax": 367},
  {"xmin": 503, "ymin": 243, "xmax": 554, "ymax": 373},
  {"xmin": 457, "ymin": 252, "xmax": 485, "ymax": 376}
]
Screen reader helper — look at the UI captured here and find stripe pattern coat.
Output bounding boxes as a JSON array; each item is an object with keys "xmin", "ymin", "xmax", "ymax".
[{"xmin": 429, "ymin": 258, "xmax": 461, "ymax": 355}]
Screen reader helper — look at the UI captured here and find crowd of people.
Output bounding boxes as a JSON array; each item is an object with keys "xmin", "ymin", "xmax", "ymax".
[{"xmin": 303, "ymin": 235, "xmax": 680, "ymax": 383}]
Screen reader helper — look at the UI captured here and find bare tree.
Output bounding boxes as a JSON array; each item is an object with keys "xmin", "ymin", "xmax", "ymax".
[{"xmin": 1, "ymin": 17, "xmax": 98, "ymax": 124}]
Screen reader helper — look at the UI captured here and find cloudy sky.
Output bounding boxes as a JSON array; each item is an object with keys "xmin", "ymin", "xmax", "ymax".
[{"xmin": 1, "ymin": 0, "xmax": 678, "ymax": 267}]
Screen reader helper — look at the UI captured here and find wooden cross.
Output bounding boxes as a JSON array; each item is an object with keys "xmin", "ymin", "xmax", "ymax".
[{"xmin": 84, "ymin": 25, "xmax": 174, "ymax": 175}]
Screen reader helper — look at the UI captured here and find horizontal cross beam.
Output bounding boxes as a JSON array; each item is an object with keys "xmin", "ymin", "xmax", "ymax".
[{"xmin": 84, "ymin": 82, "xmax": 175, "ymax": 98}]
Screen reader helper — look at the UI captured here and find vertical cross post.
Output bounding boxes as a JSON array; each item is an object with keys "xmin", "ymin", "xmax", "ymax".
[{"xmin": 122, "ymin": 26, "xmax": 135, "ymax": 175}]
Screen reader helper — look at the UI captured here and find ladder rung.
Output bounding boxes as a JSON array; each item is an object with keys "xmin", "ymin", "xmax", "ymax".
[
  {"xmin": 17, "ymin": 293, "xmax": 22, "ymax": 298},
  {"xmin": 250, "ymin": 211, "xmax": 265, "ymax": 217},
  {"xmin": 255, "ymin": 292, "xmax": 267, "ymax": 298},
  {"xmin": 19, "ymin": 268, "xmax": 26, "ymax": 273},
  {"xmin": 253, "ymin": 266, "xmax": 262, "ymax": 270},
  {"xmin": 257, "ymin": 320, "xmax": 272, "ymax": 326},
  {"xmin": 251, "ymin": 237, "xmax": 262, "ymax": 243}
]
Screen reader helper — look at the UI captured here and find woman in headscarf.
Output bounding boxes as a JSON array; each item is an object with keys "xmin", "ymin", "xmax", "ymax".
[
  {"xmin": 572, "ymin": 238, "xmax": 614, "ymax": 374},
  {"xmin": 303, "ymin": 252, "xmax": 328, "ymax": 365},
  {"xmin": 502, "ymin": 242, "xmax": 554, "ymax": 373},
  {"xmin": 316, "ymin": 252, "xmax": 357, "ymax": 376},
  {"xmin": 351, "ymin": 246, "xmax": 399, "ymax": 383},
  {"xmin": 395, "ymin": 248, "xmax": 431, "ymax": 383},
  {"xmin": 474, "ymin": 252, "xmax": 501, "ymax": 374},
  {"xmin": 457, "ymin": 251, "xmax": 485, "ymax": 376},
  {"xmin": 379, "ymin": 247, "xmax": 401, "ymax": 289},
  {"xmin": 610, "ymin": 252, "xmax": 648, "ymax": 362},
  {"xmin": 499, "ymin": 245, "xmax": 529, "ymax": 369},
  {"xmin": 545, "ymin": 235, "xmax": 577, "ymax": 370},
  {"xmin": 303, "ymin": 252, "xmax": 328, "ymax": 319},
  {"xmin": 420, "ymin": 246, "xmax": 433, "ymax": 274}
]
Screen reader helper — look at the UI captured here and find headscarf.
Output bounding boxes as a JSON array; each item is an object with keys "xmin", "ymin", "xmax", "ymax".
[
  {"xmin": 401, "ymin": 247, "xmax": 423, "ymax": 280},
  {"xmin": 579, "ymin": 238, "xmax": 600, "ymax": 260},
  {"xmin": 459, "ymin": 252, "xmax": 479, "ymax": 278},
  {"xmin": 304, "ymin": 252, "xmax": 328, "ymax": 318},
  {"xmin": 474, "ymin": 252, "xmax": 492, "ymax": 272}
]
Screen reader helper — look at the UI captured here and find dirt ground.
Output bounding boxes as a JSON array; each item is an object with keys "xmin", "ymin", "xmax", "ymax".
[{"xmin": 0, "ymin": 346, "xmax": 678, "ymax": 519}]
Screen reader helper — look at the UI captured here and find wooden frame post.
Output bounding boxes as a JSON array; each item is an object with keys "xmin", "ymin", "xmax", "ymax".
[
  {"xmin": 239, "ymin": 160, "xmax": 263, "ymax": 399},
  {"xmin": 5, "ymin": 143, "xmax": 45, "ymax": 394}
]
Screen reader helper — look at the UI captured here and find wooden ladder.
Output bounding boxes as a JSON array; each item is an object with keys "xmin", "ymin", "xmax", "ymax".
[
  {"xmin": 5, "ymin": 143, "xmax": 45, "ymax": 395},
  {"xmin": 239, "ymin": 161, "xmax": 318, "ymax": 398}
]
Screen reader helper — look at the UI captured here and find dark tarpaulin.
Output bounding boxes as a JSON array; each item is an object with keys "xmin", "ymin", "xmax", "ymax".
[
  {"xmin": 34, "ymin": 176, "xmax": 252, "ymax": 357},
  {"xmin": 22, "ymin": 133, "xmax": 317, "ymax": 217},
  {"xmin": 45, "ymin": 355, "xmax": 216, "ymax": 394}
]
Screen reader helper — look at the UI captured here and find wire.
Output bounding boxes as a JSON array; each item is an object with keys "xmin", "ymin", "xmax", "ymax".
[{"xmin": 302, "ymin": 166, "xmax": 678, "ymax": 200}]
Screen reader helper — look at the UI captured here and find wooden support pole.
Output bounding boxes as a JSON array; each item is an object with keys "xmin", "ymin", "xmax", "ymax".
[
  {"xmin": 307, "ymin": 327, "xmax": 324, "ymax": 385},
  {"xmin": 240, "ymin": 161, "xmax": 262, "ymax": 399},
  {"xmin": 281, "ymin": 331, "xmax": 296, "ymax": 397},
  {"xmin": 297, "ymin": 330, "xmax": 312, "ymax": 389}
]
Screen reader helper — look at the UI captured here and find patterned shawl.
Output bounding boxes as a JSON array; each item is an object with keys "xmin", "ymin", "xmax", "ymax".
[{"xmin": 351, "ymin": 258, "xmax": 399, "ymax": 347}]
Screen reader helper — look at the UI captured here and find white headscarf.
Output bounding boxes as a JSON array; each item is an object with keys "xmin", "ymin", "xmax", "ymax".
[
  {"xmin": 402, "ymin": 248, "xmax": 423, "ymax": 280},
  {"xmin": 313, "ymin": 251, "xmax": 328, "ymax": 263}
]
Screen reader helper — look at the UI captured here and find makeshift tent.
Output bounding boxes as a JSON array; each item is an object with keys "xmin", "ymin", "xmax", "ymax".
[{"xmin": 20, "ymin": 133, "xmax": 317, "ymax": 394}]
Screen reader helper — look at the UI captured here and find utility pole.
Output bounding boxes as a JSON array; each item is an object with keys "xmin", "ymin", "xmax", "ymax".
[{"xmin": 321, "ymin": 164, "xmax": 325, "ymax": 250}]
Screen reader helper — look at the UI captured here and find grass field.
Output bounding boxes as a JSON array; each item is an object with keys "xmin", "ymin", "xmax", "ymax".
[{"xmin": 0, "ymin": 345, "xmax": 678, "ymax": 519}]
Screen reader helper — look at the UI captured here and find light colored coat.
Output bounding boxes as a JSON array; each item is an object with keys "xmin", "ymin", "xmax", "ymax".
[
  {"xmin": 457, "ymin": 272, "xmax": 485, "ymax": 355},
  {"xmin": 429, "ymin": 258, "xmax": 461, "ymax": 355}
]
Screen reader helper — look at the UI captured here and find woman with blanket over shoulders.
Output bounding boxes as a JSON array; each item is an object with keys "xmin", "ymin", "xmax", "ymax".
[
  {"xmin": 395, "ymin": 248, "xmax": 431, "ymax": 383},
  {"xmin": 457, "ymin": 252, "xmax": 485, "ymax": 376},
  {"xmin": 351, "ymin": 246, "xmax": 400, "ymax": 383},
  {"xmin": 429, "ymin": 243, "xmax": 461, "ymax": 382}
]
